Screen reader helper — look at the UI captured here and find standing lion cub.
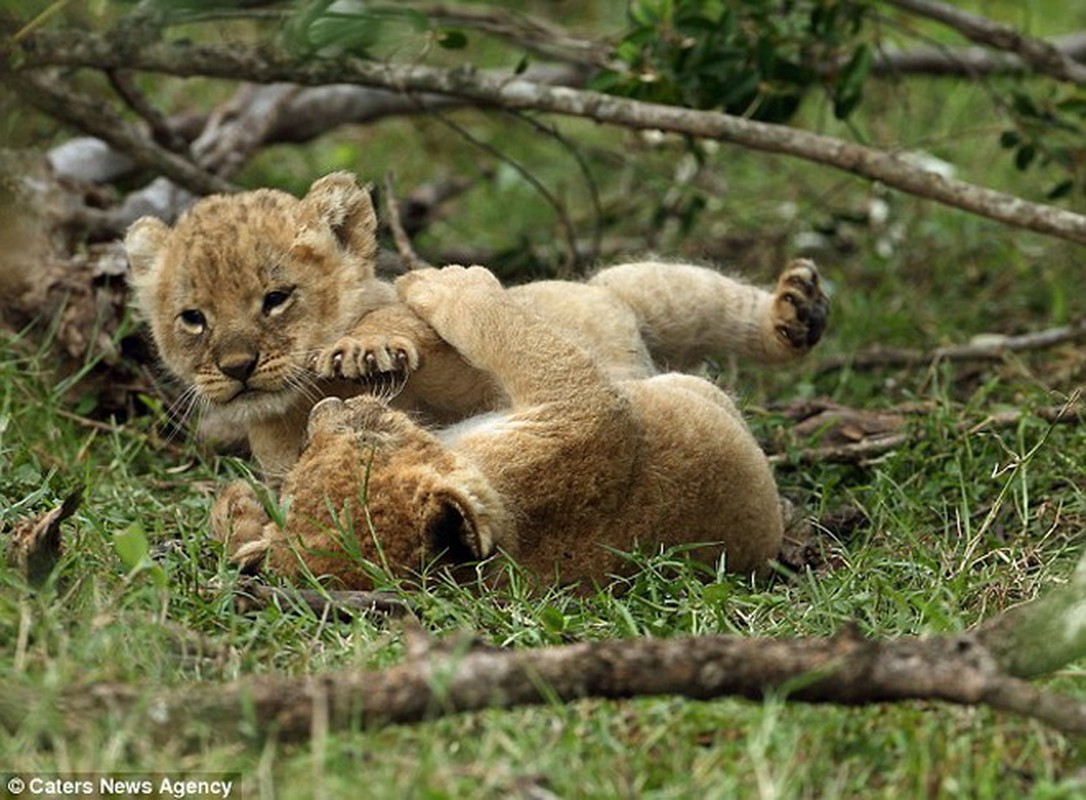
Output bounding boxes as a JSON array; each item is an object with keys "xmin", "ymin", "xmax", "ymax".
[
  {"xmin": 212, "ymin": 266, "xmax": 786, "ymax": 587},
  {"xmin": 125, "ymin": 172, "xmax": 828, "ymax": 481}
]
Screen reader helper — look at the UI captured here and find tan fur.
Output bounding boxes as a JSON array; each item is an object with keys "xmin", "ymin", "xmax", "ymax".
[
  {"xmin": 212, "ymin": 266, "xmax": 785, "ymax": 588},
  {"xmin": 127, "ymin": 172, "xmax": 827, "ymax": 481}
]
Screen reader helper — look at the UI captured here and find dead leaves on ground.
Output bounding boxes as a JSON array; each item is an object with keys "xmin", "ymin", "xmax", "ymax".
[{"xmin": 4, "ymin": 490, "xmax": 82, "ymax": 587}]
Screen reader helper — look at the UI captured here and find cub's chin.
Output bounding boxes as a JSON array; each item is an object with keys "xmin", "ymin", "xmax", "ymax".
[{"xmin": 202, "ymin": 384, "xmax": 307, "ymax": 425}]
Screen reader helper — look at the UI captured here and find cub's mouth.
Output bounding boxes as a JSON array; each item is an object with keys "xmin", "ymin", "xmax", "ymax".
[{"xmin": 208, "ymin": 382, "xmax": 301, "ymax": 421}]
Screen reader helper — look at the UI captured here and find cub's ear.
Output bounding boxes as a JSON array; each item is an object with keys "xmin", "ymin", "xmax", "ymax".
[
  {"xmin": 124, "ymin": 217, "xmax": 170, "ymax": 278},
  {"xmin": 422, "ymin": 488, "xmax": 493, "ymax": 565},
  {"xmin": 303, "ymin": 397, "xmax": 348, "ymax": 446},
  {"xmin": 302, "ymin": 171, "xmax": 378, "ymax": 262}
]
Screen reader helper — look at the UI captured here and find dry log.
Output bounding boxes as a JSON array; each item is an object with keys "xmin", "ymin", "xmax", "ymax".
[{"xmin": 2, "ymin": 615, "xmax": 1084, "ymax": 745}]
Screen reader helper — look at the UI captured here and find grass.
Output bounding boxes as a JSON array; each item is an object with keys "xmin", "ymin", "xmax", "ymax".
[
  {"xmin": 2, "ymin": 226, "xmax": 1085, "ymax": 797},
  {"xmin": 4, "ymin": 3, "xmax": 1086, "ymax": 797}
]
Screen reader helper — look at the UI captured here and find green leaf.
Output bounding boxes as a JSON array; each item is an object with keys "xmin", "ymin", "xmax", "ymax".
[
  {"xmin": 1046, "ymin": 179, "xmax": 1074, "ymax": 200},
  {"xmin": 703, "ymin": 582, "xmax": 731, "ymax": 606},
  {"xmin": 114, "ymin": 524, "xmax": 150, "ymax": 571},
  {"xmin": 628, "ymin": 0, "xmax": 669, "ymax": 27},
  {"xmin": 833, "ymin": 43, "xmax": 872, "ymax": 120},
  {"xmin": 113, "ymin": 524, "xmax": 167, "ymax": 588},
  {"xmin": 436, "ymin": 29, "xmax": 468, "ymax": 50},
  {"xmin": 1014, "ymin": 144, "xmax": 1037, "ymax": 170},
  {"xmin": 540, "ymin": 605, "xmax": 566, "ymax": 634}
]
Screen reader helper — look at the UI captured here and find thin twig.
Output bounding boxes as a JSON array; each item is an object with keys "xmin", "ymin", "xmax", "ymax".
[
  {"xmin": 427, "ymin": 106, "xmax": 582, "ymax": 272},
  {"xmin": 106, "ymin": 69, "xmax": 189, "ymax": 153},
  {"xmin": 381, "ymin": 173, "xmax": 431, "ymax": 270},
  {"xmin": 506, "ymin": 109, "xmax": 605, "ymax": 270}
]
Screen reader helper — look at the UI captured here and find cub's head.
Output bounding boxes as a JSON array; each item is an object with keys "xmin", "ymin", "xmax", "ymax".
[
  {"xmin": 125, "ymin": 172, "xmax": 393, "ymax": 422},
  {"xmin": 274, "ymin": 396, "xmax": 509, "ymax": 589}
]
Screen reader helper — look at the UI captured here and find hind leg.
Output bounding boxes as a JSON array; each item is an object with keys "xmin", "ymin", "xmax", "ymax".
[
  {"xmin": 590, "ymin": 258, "xmax": 829, "ymax": 369},
  {"xmin": 638, "ymin": 373, "xmax": 744, "ymax": 421}
]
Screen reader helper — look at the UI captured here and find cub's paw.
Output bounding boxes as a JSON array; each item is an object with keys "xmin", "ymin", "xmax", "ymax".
[
  {"xmin": 772, "ymin": 259, "xmax": 829, "ymax": 353},
  {"xmin": 398, "ymin": 265, "xmax": 503, "ymax": 321},
  {"xmin": 311, "ymin": 334, "xmax": 420, "ymax": 381},
  {"xmin": 210, "ymin": 480, "xmax": 273, "ymax": 573}
]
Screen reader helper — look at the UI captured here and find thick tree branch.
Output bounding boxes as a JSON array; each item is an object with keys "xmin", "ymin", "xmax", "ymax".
[
  {"xmin": 883, "ymin": 0, "xmax": 1086, "ymax": 85},
  {"xmin": 11, "ymin": 31, "xmax": 1086, "ymax": 244}
]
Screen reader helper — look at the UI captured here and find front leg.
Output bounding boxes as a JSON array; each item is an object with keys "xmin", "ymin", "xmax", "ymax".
[{"xmin": 397, "ymin": 266, "xmax": 614, "ymax": 408}]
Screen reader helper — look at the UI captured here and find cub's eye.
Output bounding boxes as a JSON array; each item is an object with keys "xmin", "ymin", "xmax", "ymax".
[
  {"xmin": 262, "ymin": 287, "xmax": 295, "ymax": 316},
  {"xmin": 177, "ymin": 309, "xmax": 206, "ymax": 333}
]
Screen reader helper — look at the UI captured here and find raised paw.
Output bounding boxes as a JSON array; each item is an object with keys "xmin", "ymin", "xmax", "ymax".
[
  {"xmin": 772, "ymin": 259, "xmax": 829, "ymax": 353},
  {"xmin": 397, "ymin": 265, "xmax": 503, "ymax": 319},
  {"xmin": 311, "ymin": 334, "xmax": 420, "ymax": 381}
]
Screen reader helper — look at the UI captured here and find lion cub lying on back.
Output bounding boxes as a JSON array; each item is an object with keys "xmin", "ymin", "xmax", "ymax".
[
  {"xmin": 212, "ymin": 266, "xmax": 784, "ymax": 587},
  {"xmin": 125, "ymin": 172, "xmax": 827, "ymax": 480}
]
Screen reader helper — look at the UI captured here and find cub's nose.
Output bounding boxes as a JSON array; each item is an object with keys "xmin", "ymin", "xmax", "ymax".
[{"xmin": 218, "ymin": 352, "xmax": 259, "ymax": 382}]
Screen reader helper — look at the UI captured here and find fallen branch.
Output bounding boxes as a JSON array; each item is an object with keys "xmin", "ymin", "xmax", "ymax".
[
  {"xmin": 231, "ymin": 579, "xmax": 414, "ymax": 621},
  {"xmin": 818, "ymin": 318, "xmax": 1086, "ymax": 374},
  {"xmin": 768, "ymin": 433, "xmax": 909, "ymax": 466},
  {"xmin": 11, "ymin": 30, "xmax": 1086, "ymax": 244},
  {"xmin": 767, "ymin": 397, "xmax": 1083, "ymax": 466},
  {"xmin": 5, "ymin": 604, "xmax": 1086, "ymax": 744}
]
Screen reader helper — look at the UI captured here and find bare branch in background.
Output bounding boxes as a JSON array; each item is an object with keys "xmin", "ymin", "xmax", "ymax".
[
  {"xmin": 882, "ymin": 0, "xmax": 1086, "ymax": 85},
  {"xmin": 872, "ymin": 32, "xmax": 1086, "ymax": 79},
  {"xmin": 11, "ymin": 30, "xmax": 1086, "ymax": 244},
  {"xmin": 817, "ymin": 318, "xmax": 1086, "ymax": 373},
  {"xmin": 416, "ymin": 3, "xmax": 611, "ymax": 68},
  {"xmin": 381, "ymin": 173, "xmax": 431, "ymax": 271},
  {"xmin": 8, "ymin": 67, "xmax": 233, "ymax": 197}
]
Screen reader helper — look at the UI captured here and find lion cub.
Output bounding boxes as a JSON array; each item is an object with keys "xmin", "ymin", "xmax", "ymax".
[
  {"xmin": 212, "ymin": 266, "xmax": 785, "ymax": 587},
  {"xmin": 126, "ymin": 172, "xmax": 827, "ymax": 479}
]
